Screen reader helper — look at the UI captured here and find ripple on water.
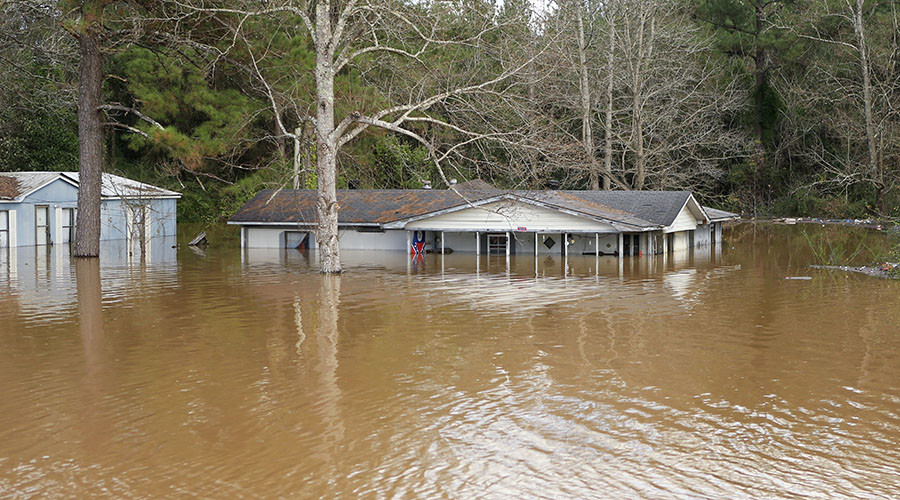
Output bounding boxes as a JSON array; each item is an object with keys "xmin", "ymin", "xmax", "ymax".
[{"xmin": 2, "ymin": 234, "xmax": 900, "ymax": 498}]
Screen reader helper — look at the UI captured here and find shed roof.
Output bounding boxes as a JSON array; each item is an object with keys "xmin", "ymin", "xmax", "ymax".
[{"xmin": 0, "ymin": 171, "xmax": 180, "ymax": 202}]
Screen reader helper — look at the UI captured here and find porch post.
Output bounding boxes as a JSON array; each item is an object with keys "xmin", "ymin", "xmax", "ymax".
[
  {"xmin": 564, "ymin": 232, "xmax": 568, "ymax": 259},
  {"xmin": 441, "ymin": 231, "xmax": 445, "ymax": 254},
  {"xmin": 595, "ymin": 233, "xmax": 600, "ymax": 277},
  {"xmin": 407, "ymin": 230, "xmax": 412, "ymax": 255},
  {"xmin": 476, "ymin": 232, "xmax": 480, "ymax": 256},
  {"xmin": 506, "ymin": 231, "xmax": 510, "ymax": 257},
  {"xmin": 618, "ymin": 233, "xmax": 624, "ymax": 258}
]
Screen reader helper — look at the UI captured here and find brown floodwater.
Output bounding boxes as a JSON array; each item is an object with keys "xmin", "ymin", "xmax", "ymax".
[{"xmin": 1, "ymin": 224, "xmax": 899, "ymax": 499}]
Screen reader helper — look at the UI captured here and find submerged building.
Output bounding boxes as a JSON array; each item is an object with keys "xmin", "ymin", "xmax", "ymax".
[
  {"xmin": 0, "ymin": 171, "xmax": 180, "ymax": 248},
  {"xmin": 229, "ymin": 180, "xmax": 738, "ymax": 256}
]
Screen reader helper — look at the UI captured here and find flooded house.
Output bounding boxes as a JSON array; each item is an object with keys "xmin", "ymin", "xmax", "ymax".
[
  {"xmin": 0, "ymin": 171, "xmax": 180, "ymax": 248},
  {"xmin": 228, "ymin": 180, "xmax": 738, "ymax": 256}
]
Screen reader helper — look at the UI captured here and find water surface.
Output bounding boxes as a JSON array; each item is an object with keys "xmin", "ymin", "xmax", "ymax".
[{"xmin": 1, "ymin": 224, "xmax": 899, "ymax": 499}]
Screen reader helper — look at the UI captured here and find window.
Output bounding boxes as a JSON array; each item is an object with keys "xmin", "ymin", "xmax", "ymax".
[
  {"xmin": 35, "ymin": 206, "xmax": 50, "ymax": 246},
  {"xmin": 62, "ymin": 208, "xmax": 76, "ymax": 244},
  {"xmin": 0, "ymin": 210, "xmax": 8, "ymax": 248},
  {"xmin": 488, "ymin": 233, "xmax": 508, "ymax": 255}
]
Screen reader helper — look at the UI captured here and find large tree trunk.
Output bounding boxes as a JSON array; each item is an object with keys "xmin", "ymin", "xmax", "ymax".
[
  {"xmin": 315, "ymin": 0, "xmax": 342, "ymax": 274},
  {"xmin": 74, "ymin": 30, "xmax": 104, "ymax": 258},
  {"xmin": 576, "ymin": 6, "xmax": 599, "ymax": 190}
]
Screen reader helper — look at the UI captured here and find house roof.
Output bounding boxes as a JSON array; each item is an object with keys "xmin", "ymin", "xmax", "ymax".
[
  {"xmin": 229, "ymin": 180, "xmax": 500, "ymax": 226},
  {"xmin": 228, "ymin": 180, "xmax": 738, "ymax": 230},
  {"xmin": 0, "ymin": 171, "xmax": 180, "ymax": 202},
  {"xmin": 702, "ymin": 206, "xmax": 740, "ymax": 222}
]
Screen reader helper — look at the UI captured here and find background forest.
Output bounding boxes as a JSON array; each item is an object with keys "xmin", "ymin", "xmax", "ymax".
[{"xmin": 1, "ymin": 0, "xmax": 898, "ymax": 223}]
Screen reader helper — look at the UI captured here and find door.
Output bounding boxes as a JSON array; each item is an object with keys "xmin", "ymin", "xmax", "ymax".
[
  {"xmin": 0, "ymin": 210, "xmax": 8, "ymax": 248},
  {"xmin": 487, "ymin": 233, "xmax": 507, "ymax": 255},
  {"xmin": 35, "ymin": 206, "xmax": 50, "ymax": 245}
]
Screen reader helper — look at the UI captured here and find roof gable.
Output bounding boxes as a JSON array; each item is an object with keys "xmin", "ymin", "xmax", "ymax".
[{"xmin": 0, "ymin": 172, "xmax": 180, "ymax": 202}]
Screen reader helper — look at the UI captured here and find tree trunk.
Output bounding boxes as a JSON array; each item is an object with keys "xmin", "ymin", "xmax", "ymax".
[
  {"xmin": 853, "ymin": 0, "xmax": 880, "ymax": 210},
  {"xmin": 576, "ymin": 6, "xmax": 599, "ymax": 190},
  {"xmin": 74, "ymin": 30, "xmax": 103, "ymax": 258},
  {"xmin": 632, "ymin": 7, "xmax": 648, "ymax": 190},
  {"xmin": 315, "ymin": 0, "xmax": 342, "ymax": 274},
  {"xmin": 602, "ymin": 2, "xmax": 615, "ymax": 191}
]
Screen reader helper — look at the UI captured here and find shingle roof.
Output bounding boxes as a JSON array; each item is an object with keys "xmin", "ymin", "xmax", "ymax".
[
  {"xmin": 0, "ymin": 171, "xmax": 180, "ymax": 201},
  {"xmin": 703, "ymin": 206, "xmax": 740, "ymax": 222},
  {"xmin": 556, "ymin": 190, "xmax": 694, "ymax": 226},
  {"xmin": 230, "ymin": 181, "xmax": 500, "ymax": 225},
  {"xmin": 0, "ymin": 172, "xmax": 59, "ymax": 201},
  {"xmin": 229, "ymin": 180, "xmax": 735, "ymax": 229}
]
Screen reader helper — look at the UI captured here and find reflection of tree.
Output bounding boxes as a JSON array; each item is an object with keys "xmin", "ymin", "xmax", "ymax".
[
  {"xmin": 76, "ymin": 257, "xmax": 103, "ymax": 375},
  {"xmin": 314, "ymin": 275, "xmax": 344, "ymax": 462},
  {"xmin": 75, "ymin": 256, "xmax": 108, "ymax": 452}
]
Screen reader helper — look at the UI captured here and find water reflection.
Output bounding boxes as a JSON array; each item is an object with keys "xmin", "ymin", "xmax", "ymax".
[{"xmin": 1, "ymin": 226, "xmax": 899, "ymax": 498}]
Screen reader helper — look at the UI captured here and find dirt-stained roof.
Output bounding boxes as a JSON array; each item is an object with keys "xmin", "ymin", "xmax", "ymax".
[
  {"xmin": 230, "ymin": 180, "xmax": 501, "ymax": 226},
  {"xmin": 0, "ymin": 176, "xmax": 20, "ymax": 200},
  {"xmin": 229, "ymin": 180, "xmax": 735, "ymax": 229}
]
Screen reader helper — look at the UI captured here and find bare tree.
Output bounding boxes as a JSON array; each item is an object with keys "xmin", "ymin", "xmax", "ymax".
[
  {"xmin": 784, "ymin": 0, "xmax": 900, "ymax": 213},
  {"xmin": 538, "ymin": 0, "xmax": 748, "ymax": 192},
  {"xmin": 174, "ymin": 0, "xmax": 547, "ymax": 273}
]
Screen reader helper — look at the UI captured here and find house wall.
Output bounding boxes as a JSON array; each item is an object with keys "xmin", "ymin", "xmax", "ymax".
[
  {"xmin": 338, "ymin": 229, "xmax": 407, "ymax": 250},
  {"xmin": 694, "ymin": 224, "xmax": 712, "ymax": 246},
  {"xmin": 244, "ymin": 226, "xmax": 412, "ymax": 250},
  {"xmin": 404, "ymin": 200, "xmax": 618, "ymax": 233},
  {"xmin": 664, "ymin": 204, "xmax": 700, "ymax": 234},
  {"xmin": 0, "ymin": 179, "xmax": 177, "ymax": 247}
]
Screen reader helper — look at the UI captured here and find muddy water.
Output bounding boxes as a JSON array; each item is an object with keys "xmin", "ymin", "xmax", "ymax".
[{"xmin": 0, "ymin": 224, "xmax": 899, "ymax": 499}]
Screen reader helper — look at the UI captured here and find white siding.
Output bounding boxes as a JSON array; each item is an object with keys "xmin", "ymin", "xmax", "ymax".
[
  {"xmin": 337, "ymin": 229, "xmax": 407, "ymax": 250},
  {"xmin": 404, "ymin": 200, "xmax": 617, "ymax": 233},
  {"xmin": 245, "ymin": 226, "xmax": 410, "ymax": 250},
  {"xmin": 664, "ymin": 204, "xmax": 701, "ymax": 233},
  {"xmin": 246, "ymin": 227, "xmax": 291, "ymax": 248}
]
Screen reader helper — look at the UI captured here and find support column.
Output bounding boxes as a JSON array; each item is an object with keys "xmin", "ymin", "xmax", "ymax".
[
  {"xmin": 595, "ymin": 233, "xmax": 599, "ymax": 277},
  {"xmin": 441, "ymin": 231, "xmax": 445, "ymax": 254},
  {"xmin": 8, "ymin": 209, "xmax": 17, "ymax": 249},
  {"xmin": 506, "ymin": 231, "xmax": 510, "ymax": 257},
  {"xmin": 240, "ymin": 226, "xmax": 246, "ymax": 265},
  {"xmin": 618, "ymin": 233, "xmax": 624, "ymax": 258},
  {"xmin": 534, "ymin": 233, "xmax": 538, "ymax": 277},
  {"xmin": 407, "ymin": 230, "xmax": 412, "ymax": 255},
  {"xmin": 476, "ymin": 232, "xmax": 480, "ymax": 256}
]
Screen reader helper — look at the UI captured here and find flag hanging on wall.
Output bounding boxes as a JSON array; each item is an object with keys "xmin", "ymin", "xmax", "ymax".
[{"xmin": 411, "ymin": 230, "xmax": 426, "ymax": 256}]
